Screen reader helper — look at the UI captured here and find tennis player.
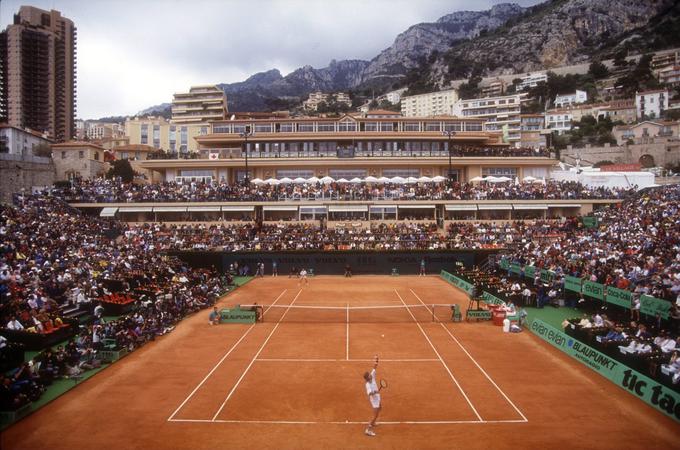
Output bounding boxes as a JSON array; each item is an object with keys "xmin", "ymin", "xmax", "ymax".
[
  {"xmin": 298, "ymin": 268, "xmax": 308, "ymax": 286},
  {"xmin": 363, "ymin": 355, "xmax": 381, "ymax": 436}
]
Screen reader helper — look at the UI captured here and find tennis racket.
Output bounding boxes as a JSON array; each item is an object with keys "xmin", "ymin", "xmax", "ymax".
[{"xmin": 379, "ymin": 379, "xmax": 388, "ymax": 390}]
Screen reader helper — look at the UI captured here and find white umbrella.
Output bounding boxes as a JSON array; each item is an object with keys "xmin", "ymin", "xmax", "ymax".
[
  {"xmin": 349, "ymin": 177, "xmax": 363, "ymax": 183},
  {"xmin": 469, "ymin": 176, "xmax": 485, "ymax": 182},
  {"xmin": 417, "ymin": 176, "xmax": 432, "ymax": 183},
  {"xmin": 250, "ymin": 178, "xmax": 264, "ymax": 184},
  {"xmin": 365, "ymin": 176, "xmax": 378, "ymax": 183},
  {"xmin": 489, "ymin": 176, "xmax": 512, "ymax": 183},
  {"xmin": 533, "ymin": 178, "xmax": 546, "ymax": 184},
  {"xmin": 522, "ymin": 176, "xmax": 537, "ymax": 182},
  {"xmin": 377, "ymin": 176, "xmax": 391, "ymax": 183},
  {"xmin": 320, "ymin": 176, "xmax": 335, "ymax": 184},
  {"xmin": 279, "ymin": 177, "xmax": 293, "ymax": 184},
  {"xmin": 406, "ymin": 176, "xmax": 419, "ymax": 184},
  {"xmin": 432, "ymin": 176, "xmax": 447, "ymax": 183},
  {"xmin": 264, "ymin": 178, "xmax": 280, "ymax": 185},
  {"xmin": 336, "ymin": 178, "xmax": 350, "ymax": 183},
  {"xmin": 307, "ymin": 176, "xmax": 320, "ymax": 184},
  {"xmin": 293, "ymin": 177, "xmax": 308, "ymax": 184},
  {"xmin": 390, "ymin": 176, "xmax": 406, "ymax": 184}
]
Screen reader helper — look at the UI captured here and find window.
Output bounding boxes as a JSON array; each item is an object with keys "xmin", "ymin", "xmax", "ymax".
[
  {"xmin": 280, "ymin": 123, "xmax": 294, "ymax": 132},
  {"xmin": 213, "ymin": 125, "xmax": 231, "ymax": 133},
  {"xmin": 276, "ymin": 170, "xmax": 314, "ymax": 178},
  {"xmin": 180, "ymin": 127, "xmax": 188, "ymax": 152},
  {"xmin": 364, "ymin": 122, "xmax": 378, "ymax": 132},
  {"xmin": 200, "ymin": 127, "xmax": 208, "ymax": 135},
  {"xmin": 317, "ymin": 123, "xmax": 335, "ymax": 132},
  {"xmin": 153, "ymin": 125, "xmax": 160, "ymax": 148},
  {"xmin": 338, "ymin": 122, "xmax": 356, "ymax": 132},
  {"xmin": 297, "ymin": 123, "xmax": 314, "ymax": 132},
  {"xmin": 329, "ymin": 169, "xmax": 367, "ymax": 179},
  {"xmin": 380, "ymin": 123, "xmax": 393, "ymax": 132},
  {"xmin": 140, "ymin": 124, "xmax": 148, "ymax": 144},
  {"xmin": 425, "ymin": 122, "xmax": 440, "ymax": 132},
  {"xmin": 61, "ymin": 151, "xmax": 66, "ymax": 159},
  {"xmin": 94, "ymin": 152, "xmax": 99, "ymax": 161},
  {"xmin": 78, "ymin": 151, "xmax": 84, "ymax": 159},
  {"xmin": 403, "ymin": 122, "xmax": 420, "ymax": 132},
  {"xmin": 254, "ymin": 124, "xmax": 273, "ymax": 133},
  {"xmin": 482, "ymin": 167, "xmax": 518, "ymax": 177}
]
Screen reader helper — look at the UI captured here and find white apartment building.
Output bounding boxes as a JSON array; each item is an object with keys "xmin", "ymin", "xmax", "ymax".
[
  {"xmin": 125, "ymin": 116, "xmax": 208, "ymax": 154},
  {"xmin": 85, "ymin": 122, "xmax": 125, "ymax": 140},
  {"xmin": 517, "ymin": 72, "xmax": 547, "ymax": 91},
  {"xmin": 545, "ymin": 110, "xmax": 573, "ymax": 135},
  {"xmin": 635, "ymin": 89, "xmax": 669, "ymax": 120},
  {"xmin": 171, "ymin": 85, "xmax": 228, "ymax": 124},
  {"xmin": 0, "ymin": 124, "xmax": 53, "ymax": 155},
  {"xmin": 554, "ymin": 90, "xmax": 588, "ymax": 108},
  {"xmin": 303, "ymin": 92, "xmax": 352, "ymax": 111},
  {"xmin": 384, "ymin": 88, "xmax": 406, "ymax": 105},
  {"xmin": 400, "ymin": 89, "xmax": 459, "ymax": 117},
  {"xmin": 450, "ymin": 93, "xmax": 526, "ymax": 144}
]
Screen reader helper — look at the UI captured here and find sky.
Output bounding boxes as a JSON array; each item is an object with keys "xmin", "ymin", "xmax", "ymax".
[{"xmin": 1, "ymin": 0, "xmax": 541, "ymax": 119}]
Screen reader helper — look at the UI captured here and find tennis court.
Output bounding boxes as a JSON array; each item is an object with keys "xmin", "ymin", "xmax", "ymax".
[{"xmin": 2, "ymin": 276, "xmax": 679, "ymax": 450}]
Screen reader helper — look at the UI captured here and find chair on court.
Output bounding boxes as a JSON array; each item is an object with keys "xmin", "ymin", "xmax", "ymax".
[{"xmin": 391, "ymin": 268, "xmax": 399, "ymax": 276}]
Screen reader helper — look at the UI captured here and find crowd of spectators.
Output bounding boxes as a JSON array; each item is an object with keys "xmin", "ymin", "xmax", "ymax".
[
  {"xmin": 121, "ymin": 222, "xmax": 448, "ymax": 251},
  {"xmin": 502, "ymin": 184, "xmax": 680, "ymax": 305},
  {"xmin": 0, "ymin": 194, "xmax": 229, "ymax": 410},
  {"xmin": 58, "ymin": 178, "xmax": 633, "ymax": 203}
]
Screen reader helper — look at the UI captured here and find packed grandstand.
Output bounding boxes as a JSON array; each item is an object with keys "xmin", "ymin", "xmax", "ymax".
[{"xmin": 1, "ymin": 180, "xmax": 679, "ymax": 413}]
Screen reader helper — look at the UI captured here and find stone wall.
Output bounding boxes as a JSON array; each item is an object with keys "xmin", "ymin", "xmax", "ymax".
[
  {"xmin": 0, "ymin": 154, "xmax": 55, "ymax": 203},
  {"xmin": 561, "ymin": 141, "xmax": 680, "ymax": 168}
]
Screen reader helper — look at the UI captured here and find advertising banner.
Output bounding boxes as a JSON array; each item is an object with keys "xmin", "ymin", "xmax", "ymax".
[
  {"xmin": 482, "ymin": 291, "xmax": 505, "ymax": 305},
  {"xmin": 640, "ymin": 295, "xmax": 671, "ymax": 320},
  {"xmin": 605, "ymin": 286, "xmax": 632, "ymax": 309},
  {"xmin": 564, "ymin": 275, "xmax": 582, "ymax": 293},
  {"xmin": 440, "ymin": 270, "xmax": 474, "ymax": 295},
  {"xmin": 530, "ymin": 319, "xmax": 680, "ymax": 423},
  {"xmin": 582, "ymin": 280, "xmax": 605, "ymax": 300}
]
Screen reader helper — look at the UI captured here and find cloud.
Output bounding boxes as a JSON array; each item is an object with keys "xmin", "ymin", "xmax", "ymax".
[{"xmin": 1, "ymin": 0, "xmax": 541, "ymax": 119}]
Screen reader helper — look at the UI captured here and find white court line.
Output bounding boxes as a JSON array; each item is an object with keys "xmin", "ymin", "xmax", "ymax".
[
  {"xmin": 211, "ymin": 288, "xmax": 303, "ymax": 421},
  {"xmin": 255, "ymin": 358, "xmax": 439, "ymax": 362},
  {"xmin": 394, "ymin": 289, "xmax": 483, "ymax": 422},
  {"xmin": 346, "ymin": 302, "xmax": 349, "ymax": 361},
  {"xmin": 409, "ymin": 288, "xmax": 528, "ymax": 423},
  {"xmin": 167, "ymin": 289, "xmax": 289, "ymax": 422},
  {"xmin": 169, "ymin": 418, "xmax": 527, "ymax": 425}
]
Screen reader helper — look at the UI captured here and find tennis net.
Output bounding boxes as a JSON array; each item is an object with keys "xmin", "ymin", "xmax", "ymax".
[{"xmin": 241, "ymin": 304, "xmax": 458, "ymax": 323}]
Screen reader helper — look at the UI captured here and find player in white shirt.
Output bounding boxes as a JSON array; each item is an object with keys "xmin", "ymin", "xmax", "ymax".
[
  {"xmin": 363, "ymin": 356, "xmax": 381, "ymax": 436},
  {"xmin": 298, "ymin": 269, "xmax": 308, "ymax": 286}
]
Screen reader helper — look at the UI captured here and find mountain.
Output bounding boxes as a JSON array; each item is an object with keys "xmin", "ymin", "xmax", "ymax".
[
  {"xmin": 137, "ymin": 102, "xmax": 171, "ymax": 117},
  {"xmin": 361, "ymin": 3, "xmax": 526, "ymax": 82},
  {"xmin": 214, "ymin": 4, "xmax": 523, "ymax": 111},
  {"xmin": 139, "ymin": 0, "xmax": 679, "ymax": 113},
  {"xmin": 426, "ymin": 0, "xmax": 677, "ymax": 85}
]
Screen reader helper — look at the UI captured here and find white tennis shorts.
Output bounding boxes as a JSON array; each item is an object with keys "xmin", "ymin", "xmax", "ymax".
[{"xmin": 370, "ymin": 394, "xmax": 381, "ymax": 409}]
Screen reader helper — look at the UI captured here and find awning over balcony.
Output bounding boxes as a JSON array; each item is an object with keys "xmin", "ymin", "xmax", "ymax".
[
  {"xmin": 99, "ymin": 207, "xmax": 118, "ymax": 217},
  {"xmin": 328, "ymin": 205, "xmax": 368, "ymax": 212},
  {"xmin": 444, "ymin": 204, "xmax": 478, "ymax": 211}
]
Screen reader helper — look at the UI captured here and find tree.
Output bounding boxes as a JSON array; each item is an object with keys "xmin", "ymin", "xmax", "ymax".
[
  {"xmin": 106, "ymin": 159, "xmax": 135, "ymax": 183},
  {"xmin": 613, "ymin": 49, "xmax": 628, "ymax": 68},
  {"xmin": 588, "ymin": 61, "xmax": 609, "ymax": 80}
]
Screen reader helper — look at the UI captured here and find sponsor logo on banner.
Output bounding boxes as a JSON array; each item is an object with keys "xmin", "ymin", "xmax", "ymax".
[{"xmin": 530, "ymin": 319, "xmax": 680, "ymax": 422}]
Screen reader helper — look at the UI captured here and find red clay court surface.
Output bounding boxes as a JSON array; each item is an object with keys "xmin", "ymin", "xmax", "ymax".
[{"xmin": 2, "ymin": 276, "xmax": 679, "ymax": 450}]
